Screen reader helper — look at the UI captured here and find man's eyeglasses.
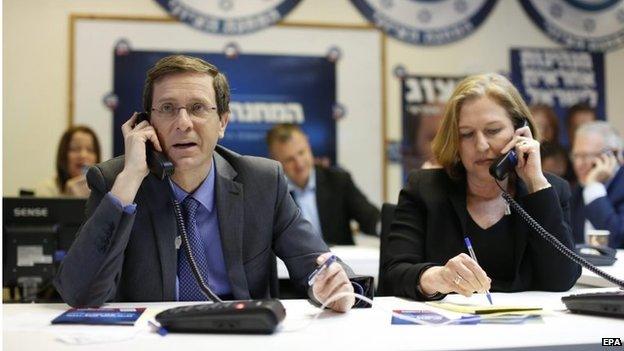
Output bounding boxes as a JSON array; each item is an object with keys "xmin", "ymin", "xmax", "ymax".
[
  {"xmin": 151, "ymin": 102, "xmax": 217, "ymax": 119},
  {"xmin": 570, "ymin": 149, "xmax": 618, "ymax": 162}
]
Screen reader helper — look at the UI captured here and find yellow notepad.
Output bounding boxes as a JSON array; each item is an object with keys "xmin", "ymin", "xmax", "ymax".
[{"xmin": 426, "ymin": 301, "xmax": 543, "ymax": 315}]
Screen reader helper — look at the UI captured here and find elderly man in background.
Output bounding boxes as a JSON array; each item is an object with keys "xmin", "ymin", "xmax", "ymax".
[{"xmin": 570, "ymin": 121, "xmax": 624, "ymax": 249}]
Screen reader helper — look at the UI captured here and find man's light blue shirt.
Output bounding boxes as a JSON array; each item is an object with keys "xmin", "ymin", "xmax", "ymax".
[
  {"xmin": 287, "ymin": 169, "xmax": 323, "ymax": 237},
  {"xmin": 171, "ymin": 158, "xmax": 232, "ymax": 299}
]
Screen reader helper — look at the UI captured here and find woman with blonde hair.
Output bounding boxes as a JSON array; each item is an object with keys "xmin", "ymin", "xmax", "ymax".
[{"xmin": 382, "ymin": 73, "xmax": 580, "ymax": 300}]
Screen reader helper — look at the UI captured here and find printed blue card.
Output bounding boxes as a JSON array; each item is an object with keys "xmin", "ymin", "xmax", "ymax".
[
  {"xmin": 51, "ymin": 308, "xmax": 146, "ymax": 326},
  {"xmin": 391, "ymin": 309, "xmax": 450, "ymax": 325}
]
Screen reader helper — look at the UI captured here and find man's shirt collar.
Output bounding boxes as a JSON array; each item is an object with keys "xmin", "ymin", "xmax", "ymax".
[
  {"xmin": 287, "ymin": 167, "xmax": 316, "ymax": 194},
  {"xmin": 170, "ymin": 157, "xmax": 216, "ymax": 212}
]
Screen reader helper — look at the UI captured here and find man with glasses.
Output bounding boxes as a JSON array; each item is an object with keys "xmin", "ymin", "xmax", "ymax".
[
  {"xmin": 54, "ymin": 55, "xmax": 359, "ymax": 311},
  {"xmin": 570, "ymin": 121, "xmax": 624, "ymax": 248}
]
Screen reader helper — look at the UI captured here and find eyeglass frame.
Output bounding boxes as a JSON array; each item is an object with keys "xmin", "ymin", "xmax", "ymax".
[
  {"xmin": 569, "ymin": 148, "xmax": 620, "ymax": 163},
  {"xmin": 150, "ymin": 102, "xmax": 218, "ymax": 119}
]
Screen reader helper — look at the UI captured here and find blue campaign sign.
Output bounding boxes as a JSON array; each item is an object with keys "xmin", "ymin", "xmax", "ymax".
[
  {"xmin": 112, "ymin": 51, "xmax": 336, "ymax": 162},
  {"xmin": 350, "ymin": 0, "xmax": 498, "ymax": 45},
  {"xmin": 510, "ymin": 47, "xmax": 605, "ymax": 147},
  {"xmin": 154, "ymin": 0, "xmax": 302, "ymax": 35},
  {"xmin": 519, "ymin": 0, "xmax": 624, "ymax": 52}
]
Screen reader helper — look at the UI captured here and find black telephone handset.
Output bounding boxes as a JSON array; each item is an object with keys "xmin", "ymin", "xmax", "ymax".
[
  {"xmin": 592, "ymin": 149, "xmax": 621, "ymax": 168},
  {"xmin": 489, "ymin": 118, "xmax": 529, "ymax": 181},
  {"xmin": 136, "ymin": 112, "xmax": 175, "ymax": 180}
]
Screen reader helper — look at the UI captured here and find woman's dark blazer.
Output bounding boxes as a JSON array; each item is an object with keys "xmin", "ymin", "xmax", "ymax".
[{"xmin": 382, "ymin": 169, "xmax": 581, "ymax": 300}]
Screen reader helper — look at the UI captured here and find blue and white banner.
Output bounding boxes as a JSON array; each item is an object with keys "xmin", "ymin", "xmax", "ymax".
[
  {"xmin": 519, "ymin": 0, "xmax": 624, "ymax": 51},
  {"xmin": 400, "ymin": 73, "xmax": 463, "ymax": 179},
  {"xmin": 510, "ymin": 47, "xmax": 605, "ymax": 146},
  {"xmin": 350, "ymin": 0, "xmax": 498, "ymax": 45},
  {"xmin": 112, "ymin": 51, "xmax": 336, "ymax": 162},
  {"xmin": 154, "ymin": 0, "xmax": 302, "ymax": 35}
]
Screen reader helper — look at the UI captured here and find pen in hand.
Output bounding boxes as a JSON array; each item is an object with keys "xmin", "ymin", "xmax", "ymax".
[
  {"xmin": 463, "ymin": 237, "xmax": 493, "ymax": 305},
  {"xmin": 307, "ymin": 255, "xmax": 337, "ymax": 286}
]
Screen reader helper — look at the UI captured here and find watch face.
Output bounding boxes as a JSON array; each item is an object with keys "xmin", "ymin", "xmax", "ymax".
[
  {"xmin": 519, "ymin": 0, "xmax": 624, "ymax": 51},
  {"xmin": 350, "ymin": 0, "xmax": 498, "ymax": 45},
  {"xmin": 154, "ymin": 0, "xmax": 303, "ymax": 35}
]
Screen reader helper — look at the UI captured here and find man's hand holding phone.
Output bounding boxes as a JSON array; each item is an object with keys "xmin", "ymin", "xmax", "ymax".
[
  {"xmin": 585, "ymin": 150, "xmax": 619, "ymax": 185},
  {"xmin": 110, "ymin": 113, "xmax": 164, "ymax": 205}
]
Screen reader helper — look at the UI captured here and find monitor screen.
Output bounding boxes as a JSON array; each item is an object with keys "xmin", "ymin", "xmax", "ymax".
[{"xmin": 3, "ymin": 197, "xmax": 86, "ymax": 302}]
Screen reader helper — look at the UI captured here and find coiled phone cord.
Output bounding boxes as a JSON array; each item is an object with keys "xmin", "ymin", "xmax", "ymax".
[
  {"xmin": 167, "ymin": 176, "xmax": 222, "ymax": 302},
  {"xmin": 496, "ymin": 181, "xmax": 624, "ymax": 289}
]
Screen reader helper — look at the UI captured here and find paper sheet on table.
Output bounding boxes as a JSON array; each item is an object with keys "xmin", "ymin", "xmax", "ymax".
[{"xmin": 426, "ymin": 301, "xmax": 543, "ymax": 315}]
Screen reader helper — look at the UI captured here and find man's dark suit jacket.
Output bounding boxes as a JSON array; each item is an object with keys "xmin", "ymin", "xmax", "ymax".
[
  {"xmin": 571, "ymin": 167, "xmax": 624, "ymax": 248},
  {"xmin": 382, "ymin": 169, "xmax": 581, "ymax": 301},
  {"xmin": 54, "ymin": 146, "xmax": 333, "ymax": 307},
  {"xmin": 314, "ymin": 166, "xmax": 380, "ymax": 245}
]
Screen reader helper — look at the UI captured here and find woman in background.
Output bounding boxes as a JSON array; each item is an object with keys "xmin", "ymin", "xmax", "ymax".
[
  {"xmin": 529, "ymin": 104, "xmax": 577, "ymax": 183},
  {"xmin": 382, "ymin": 73, "xmax": 580, "ymax": 301},
  {"xmin": 36, "ymin": 125, "xmax": 100, "ymax": 197},
  {"xmin": 529, "ymin": 103, "xmax": 560, "ymax": 143}
]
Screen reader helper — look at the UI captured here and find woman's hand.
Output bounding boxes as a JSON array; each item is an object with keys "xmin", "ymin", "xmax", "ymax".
[
  {"xmin": 65, "ymin": 174, "xmax": 90, "ymax": 197},
  {"xmin": 419, "ymin": 253, "xmax": 491, "ymax": 297},
  {"xmin": 500, "ymin": 125, "xmax": 550, "ymax": 193}
]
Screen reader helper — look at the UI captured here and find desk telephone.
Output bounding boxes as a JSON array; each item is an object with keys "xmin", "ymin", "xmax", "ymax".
[{"xmin": 575, "ymin": 244, "xmax": 617, "ymax": 266}]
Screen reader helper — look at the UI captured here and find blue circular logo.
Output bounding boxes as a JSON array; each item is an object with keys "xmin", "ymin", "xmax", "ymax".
[
  {"xmin": 154, "ymin": 0, "xmax": 302, "ymax": 35},
  {"xmin": 520, "ymin": 0, "xmax": 624, "ymax": 51},
  {"xmin": 350, "ymin": 0, "xmax": 498, "ymax": 45}
]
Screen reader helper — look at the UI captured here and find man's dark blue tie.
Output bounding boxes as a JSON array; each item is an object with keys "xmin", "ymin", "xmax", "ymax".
[{"xmin": 178, "ymin": 196, "xmax": 211, "ymax": 301}]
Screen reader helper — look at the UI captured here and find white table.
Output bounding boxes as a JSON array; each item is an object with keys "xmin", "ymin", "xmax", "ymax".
[
  {"xmin": 4, "ymin": 288, "xmax": 623, "ymax": 351},
  {"xmin": 578, "ymin": 249, "xmax": 624, "ymax": 287}
]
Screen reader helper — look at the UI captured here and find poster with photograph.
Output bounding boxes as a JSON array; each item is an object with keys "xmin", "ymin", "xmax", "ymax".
[{"xmin": 401, "ymin": 74, "xmax": 463, "ymax": 180}]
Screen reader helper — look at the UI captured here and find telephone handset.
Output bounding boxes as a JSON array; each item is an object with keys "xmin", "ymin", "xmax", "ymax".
[
  {"xmin": 489, "ymin": 118, "xmax": 529, "ymax": 181},
  {"xmin": 135, "ymin": 112, "xmax": 175, "ymax": 180},
  {"xmin": 592, "ymin": 149, "xmax": 621, "ymax": 169}
]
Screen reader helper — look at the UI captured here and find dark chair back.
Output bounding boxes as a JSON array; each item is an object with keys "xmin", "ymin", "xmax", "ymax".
[{"xmin": 377, "ymin": 203, "xmax": 396, "ymax": 296}]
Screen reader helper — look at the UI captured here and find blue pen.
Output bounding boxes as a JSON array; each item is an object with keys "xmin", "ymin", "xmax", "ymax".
[
  {"xmin": 463, "ymin": 237, "xmax": 493, "ymax": 305},
  {"xmin": 307, "ymin": 255, "xmax": 337, "ymax": 286}
]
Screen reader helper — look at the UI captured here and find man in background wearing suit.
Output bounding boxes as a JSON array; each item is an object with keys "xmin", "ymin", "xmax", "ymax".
[
  {"xmin": 266, "ymin": 124, "xmax": 380, "ymax": 245},
  {"xmin": 570, "ymin": 121, "xmax": 624, "ymax": 249},
  {"xmin": 54, "ymin": 55, "xmax": 357, "ymax": 311}
]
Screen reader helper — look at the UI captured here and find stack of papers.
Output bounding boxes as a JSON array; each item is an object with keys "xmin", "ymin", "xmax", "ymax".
[
  {"xmin": 391, "ymin": 302, "xmax": 544, "ymax": 325},
  {"xmin": 426, "ymin": 301, "xmax": 542, "ymax": 315}
]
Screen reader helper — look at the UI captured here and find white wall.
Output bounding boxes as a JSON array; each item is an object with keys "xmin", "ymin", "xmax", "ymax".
[{"xmin": 3, "ymin": 0, "xmax": 624, "ymax": 203}]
